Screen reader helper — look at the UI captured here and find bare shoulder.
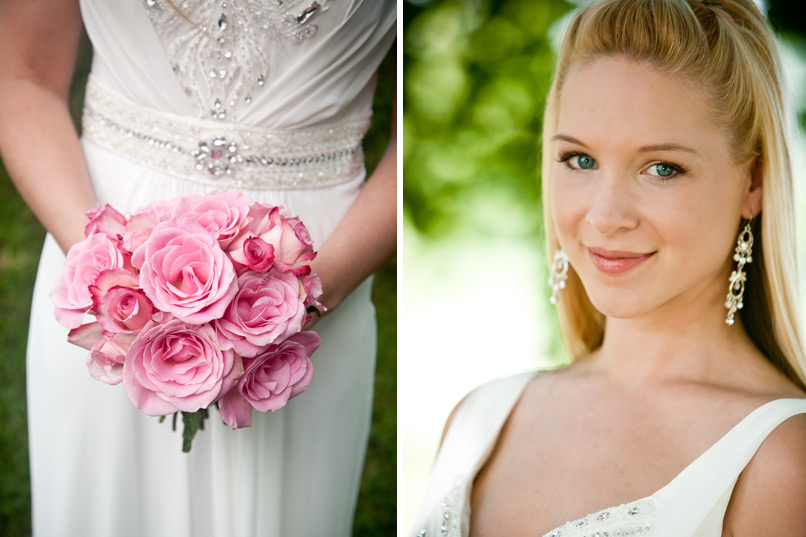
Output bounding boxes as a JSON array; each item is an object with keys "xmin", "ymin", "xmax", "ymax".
[{"xmin": 723, "ymin": 405, "xmax": 806, "ymax": 536}]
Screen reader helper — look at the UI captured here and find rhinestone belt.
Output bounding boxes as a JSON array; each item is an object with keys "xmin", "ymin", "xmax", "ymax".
[{"xmin": 81, "ymin": 77, "xmax": 370, "ymax": 190}]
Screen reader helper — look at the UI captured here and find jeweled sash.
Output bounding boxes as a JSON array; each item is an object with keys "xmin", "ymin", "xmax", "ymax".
[{"xmin": 81, "ymin": 77, "xmax": 369, "ymax": 190}]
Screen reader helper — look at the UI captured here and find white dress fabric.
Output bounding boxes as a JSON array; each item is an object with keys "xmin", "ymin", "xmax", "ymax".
[
  {"xmin": 411, "ymin": 372, "xmax": 806, "ymax": 537},
  {"xmin": 26, "ymin": 2, "xmax": 395, "ymax": 536}
]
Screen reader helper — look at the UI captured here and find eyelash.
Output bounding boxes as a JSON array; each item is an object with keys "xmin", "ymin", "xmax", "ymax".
[
  {"xmin": 648, "ymin": 161, "xmax": 688, "ymax": 180},
  {"xmin": 557, "ymin": 151, "xmax": 593, "ymax": 170},
  {"xmin": 556, "ymin": 151, "xmax": 689, "ymax": 181}
]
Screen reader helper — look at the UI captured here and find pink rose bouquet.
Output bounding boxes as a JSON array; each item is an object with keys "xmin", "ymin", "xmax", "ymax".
[{"xmin": 51, "ymin": 192, "xmax": 324, "ymax": 451}]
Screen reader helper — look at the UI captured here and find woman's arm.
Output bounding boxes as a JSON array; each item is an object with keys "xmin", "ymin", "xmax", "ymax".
[
  {"xmin": 309, "ymin": 81, "xmax": 397, "ymax": 314},
  {"xmin": 0, "ymin": 0, "xmax": 97, "ymax": 254}
]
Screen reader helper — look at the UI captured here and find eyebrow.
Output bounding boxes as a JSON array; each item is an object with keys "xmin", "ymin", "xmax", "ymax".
[
  {"xmin": 638, "ymin": 143, "xmax": 698, "ymax": 155},
  {"xmin": 551, "ymin": 134, "xmax": 698, "ymax": 155}
]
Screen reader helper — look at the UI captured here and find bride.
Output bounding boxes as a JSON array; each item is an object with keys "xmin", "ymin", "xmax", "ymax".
[
  {"xmin": 412, "ymin": 0, "xmax": 806, "ymax": 535},
  {"xmin": 0, "ymin": 1, "xmax": 395, "ymax": 536}
]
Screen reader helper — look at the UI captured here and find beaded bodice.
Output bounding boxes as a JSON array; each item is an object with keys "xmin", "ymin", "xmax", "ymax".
[
  {"xmin": 80, "ymin": 0, "xmax": 394, "ymax": 129},
  {"xmin": 78, "ymin": 0, "xmax": 394, "ymax": 189},
  {"xmin": 143, "ymin": 0, "xmax": 330, "ymax": 123}
]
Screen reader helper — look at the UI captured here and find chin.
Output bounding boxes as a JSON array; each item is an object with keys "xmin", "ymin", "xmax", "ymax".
[{"xmin": 580, "ymin": 284, "xmax": 656, "ymax": 320}]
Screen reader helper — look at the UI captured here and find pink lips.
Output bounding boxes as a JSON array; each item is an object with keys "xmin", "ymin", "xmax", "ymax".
[{"xmin": 587, "ymin": 247, "xmax": 654, "ymax": 275}]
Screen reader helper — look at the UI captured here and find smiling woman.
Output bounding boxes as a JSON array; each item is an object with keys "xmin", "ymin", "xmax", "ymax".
[
  {"xmin": 551, "ymin": 57, "xmax": 760, "ymax": 323},
  {"xmin": 411, "ymin": 1, "xmax": 806, "ymax": 536}
]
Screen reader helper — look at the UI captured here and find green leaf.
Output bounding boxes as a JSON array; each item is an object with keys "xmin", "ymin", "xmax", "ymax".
[{"xmin": 181, "ymin": 411, "xmax": 203, "ymax": 453}]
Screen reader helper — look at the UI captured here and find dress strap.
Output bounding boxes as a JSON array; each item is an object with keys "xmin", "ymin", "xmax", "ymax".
[
  {"xmin": 654, "ymin": 398, "xmax": 806, "ymax": 528},
  {"xmin": 410, "ymin": 371, "xmax": 536, "ymax": 536}
]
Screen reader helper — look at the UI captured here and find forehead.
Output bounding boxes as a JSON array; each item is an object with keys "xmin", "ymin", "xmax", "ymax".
[{"xmin": 556, "ymin": 56, "xmax": 725, "ymax": 151}]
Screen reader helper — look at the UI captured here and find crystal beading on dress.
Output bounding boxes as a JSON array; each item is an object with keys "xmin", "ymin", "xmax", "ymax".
[
  {"xmin": 143, "ymin": 0, "xmax": 331, "ymax": 123},
  {"xmin": 541, "ymin": 498, "xmax": 654, "ymax": 537},
  {"xmin": 419, "ymin": 478, "xmax": 655, "ymax": 537},
  {"xmin": 82, "ymin": 77, "xmax": 370, "ymax": 190}
]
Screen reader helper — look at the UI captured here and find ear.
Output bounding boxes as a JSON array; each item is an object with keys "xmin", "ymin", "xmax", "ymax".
[{"xmin": 742, "ymin": 158, "xmax": 763, "ymax": 219}]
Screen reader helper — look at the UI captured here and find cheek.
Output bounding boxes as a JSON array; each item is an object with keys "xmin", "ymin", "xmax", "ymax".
[
  {"xmin": 662, "ymin": 180, "xmax": 743, "ymax": 263},
  {"xmin": 677, "ymin": 216, "xmax": 737, "ymax": 279},
  {"xmin": 549, "ymin": 168, "xmax": 589, "ymax": 244}
]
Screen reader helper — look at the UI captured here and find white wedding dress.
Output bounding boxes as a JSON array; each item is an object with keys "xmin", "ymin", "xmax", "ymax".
[
  {"xmin": 25, "ymin": 1, "xmax": 395, "ymax": 536},
  {"xmin": 411, "ymin": 372, "xmax": 806, "ymax": 537}
]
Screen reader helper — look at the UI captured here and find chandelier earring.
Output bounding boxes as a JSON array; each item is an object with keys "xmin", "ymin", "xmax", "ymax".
[
  {"xmin": 725, "ymin": 219, "xmax": 754, "ymax": 325},
  {"xmin": 548, "ymin": 248, "xmax": 569, "ymax": 305}
]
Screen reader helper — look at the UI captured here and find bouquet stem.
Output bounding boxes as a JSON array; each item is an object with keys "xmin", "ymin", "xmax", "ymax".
[{"xmin": 181, "ymin": 410, "xmax": 204, "ymax": 453}]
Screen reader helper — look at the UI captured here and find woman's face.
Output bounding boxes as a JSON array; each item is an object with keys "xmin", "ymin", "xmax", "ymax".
[{"xmin": 550, "ymin": 56, "xmax": 761, "ymax": 322}]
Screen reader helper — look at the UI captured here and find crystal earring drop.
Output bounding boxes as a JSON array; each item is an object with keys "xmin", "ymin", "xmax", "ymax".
[
  {"xmin": 725, "ymin": 220, "xmax": 754, "ymax": 325},
  {"xmin": 549, "ymin": 248, "xmax": 570, "ymax": 305}
]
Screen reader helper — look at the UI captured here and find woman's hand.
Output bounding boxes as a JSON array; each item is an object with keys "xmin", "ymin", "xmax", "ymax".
[{"xmin": 0, "ymin": 0, "xmax": 97, "ymax": 253}]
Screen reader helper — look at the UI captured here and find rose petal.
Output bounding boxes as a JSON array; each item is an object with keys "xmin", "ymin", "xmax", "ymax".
[
  {"xmin": 218, "ymin": 387, "xmax": 254, "ymax": 429},
  {"xmin": 67, "ymin": 322, "xmax": 104, "ymax": 351}
]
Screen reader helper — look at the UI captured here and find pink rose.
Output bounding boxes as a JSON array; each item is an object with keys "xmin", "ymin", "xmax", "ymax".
[
  {"xmin": 218, "ymin": 331, "xmax": 320, "ymax": 429},
  {"xmin": 230, "ymin": 235, "xmax": 275, "ymax": 273},
  {"xmin": 171, "ymin": 191, "xmax": 251, "ymax": 248},
  {"xmin": 230, "ymin": 205, "xmax": 315, "ymax": 272},
  {"xmin": 90, "ymin": 269, "xmax": 154, "ymax": 333},
  {"xmin": 278, "ymin": 216, "xmax": 315, "ymax": 270},
  {"xmin": 215, "ymin": 270, "xmax": 306, "ymax": 357},
  {"xmin": 123, "ymin": 319, "xmax": 242, "ymax": 416},
  {"xmin": 134, "ymin": 219, "xmax": 238, "ymax": 325},
  {"xmin": 86, "ymin": 332, "xmax": 135, "ymax": 385},
  {"xmin": 67, "ymin": 322, "xmax": 134, "ymax": 386},
  {"xmin": 301, "ymin": 273, "xmax": 324, "ymax": 314},
  {"xmin": 122, "ymin": 198, "xmax": 178, "ymax": 257},
  {"xmin": 84, "ymin": 204, "xmax": 127, "ymax": 240},
  {"xmin": 51, "ymin": 234, "xmax": 125, "ymax": 328}
]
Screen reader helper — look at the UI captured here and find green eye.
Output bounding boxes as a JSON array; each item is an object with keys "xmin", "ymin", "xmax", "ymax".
[
  {"xmin": 573, "ymin": 154, "xmax": 596, "ymax": 169},
  {"xmin": 654, "ymin": 164, "xmax": 675, "ymax": 177}
]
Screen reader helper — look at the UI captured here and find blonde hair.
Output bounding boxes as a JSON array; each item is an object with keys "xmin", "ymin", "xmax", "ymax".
[{"xmin": 541, "ymin": 0, "xmax": 806, "ymax": 388}]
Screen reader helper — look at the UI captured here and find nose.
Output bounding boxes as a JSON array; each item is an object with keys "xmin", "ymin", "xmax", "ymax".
[{"xmin": 584, "ymin": 171, "xmax": 639, "ymax": 235}]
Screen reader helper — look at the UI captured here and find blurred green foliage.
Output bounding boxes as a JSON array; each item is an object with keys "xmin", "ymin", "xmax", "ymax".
[
  {"xmin": 403, "ymin": 0, "xmax": 806, "ymax": 238},
  {"xmin": 0, "ymin": 165, "xmax": 43, "ymax": 537},
  {"xmin": 403, "ymin": 0, "xmax": 574, "ymax": 241},
  {"xmin": 352, "ymin": 40, "xmax": 397, "ymax": 537}
]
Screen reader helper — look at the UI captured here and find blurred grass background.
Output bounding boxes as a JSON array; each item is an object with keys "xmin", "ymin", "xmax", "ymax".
[
  {"xmin": 0, "ymin": 34, "xmax": 396, "ymax": 537},
  {"xmin": 401, "ymin": 0, "xmax": 806, "ymax": 533}
]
